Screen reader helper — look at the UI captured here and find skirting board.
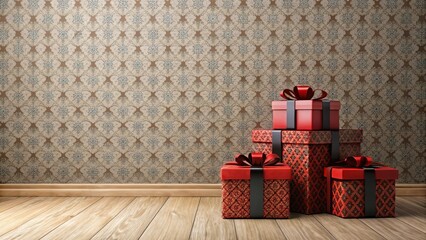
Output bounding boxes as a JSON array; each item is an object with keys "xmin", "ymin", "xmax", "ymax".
[{"xmin": 0, "ymin": 183, "xmax": 424, "ymax": 197}]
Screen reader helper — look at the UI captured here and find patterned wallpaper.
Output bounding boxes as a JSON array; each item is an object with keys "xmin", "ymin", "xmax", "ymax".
[{"xmin": 0, "ymin": 0, "xmax": 424, "ymax": 183}]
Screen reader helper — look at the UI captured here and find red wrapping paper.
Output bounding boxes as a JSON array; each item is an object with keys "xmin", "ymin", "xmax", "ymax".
[
  {"xmin": 272, "ymin": 100, "xmax": 340, "ymax": 130},
  {"xmin": 252, "ymin": 129, "xmax": 362, "ymax": 214},
  {"xmin": 324, "ymin": 166, "xmax": 398, "ymax": 218},
  {"xmin": 221, "ymin": 162, "xmax": 291, "ymax": 219}
]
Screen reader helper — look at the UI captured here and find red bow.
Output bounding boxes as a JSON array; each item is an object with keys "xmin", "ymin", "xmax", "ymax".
[
  {"xmin": 280, "ymin": 86, "xmax": 328, "ymax": 100},
  {"xmin": 234, "ymin": 152, "xmax": 280, "ymax": 166},
  {"xmin": 338, "ymin": 156, "xmax": 374, "ymax": 168}
]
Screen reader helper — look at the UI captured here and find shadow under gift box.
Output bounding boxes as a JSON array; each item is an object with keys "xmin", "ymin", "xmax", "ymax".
[
  {"xmin": 252, "ymin": 129, "xmax": 363, "ymax": 214},
  {"xmin": 272, "ymin": 100, "xmax": 340, "ymax": 130},
  {"xmin": 221, "ymin": 162, "xmax": 292, "ymax": 219},
  {"xmin": 324, "ymin": 166, "xmax": 398, "ymax": 218}
]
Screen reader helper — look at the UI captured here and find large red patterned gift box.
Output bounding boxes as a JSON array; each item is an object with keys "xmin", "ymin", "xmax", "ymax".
[
  {"xmin": 221, "ymin": 155, "xmax": 291, "ymax": 219},
  {"xmin": 252, "ymin": 129, "xmax": 363, "ymax": 214},
  {"xmin": 273, "ymin": 86, "xmax": 340, "ymax": 130},
  {"xmin": 324, "ymin": 165, "xmax": 398, "ymax": 218}
]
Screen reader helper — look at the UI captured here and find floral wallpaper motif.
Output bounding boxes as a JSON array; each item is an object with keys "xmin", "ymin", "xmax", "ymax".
[{"xmin": 0, "ymin": 0, "xmax": 424, "ymax": 183}]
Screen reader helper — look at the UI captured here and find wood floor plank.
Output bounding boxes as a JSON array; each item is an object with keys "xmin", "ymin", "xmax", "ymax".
[
  {"xmin": 41, "ymin": 197, "xmax": 134, "ymax": 240},
  {"xmin": 235, "ymin": 219, "xmax": 286, "ymax": 240},
  {"xmin": 0, "ymin": 197, "xmax": 100, "ymax": 239},
  {"xmin": 360, "ymin": 217, "xmax": 426, "ymax": 240},
  {"xmin": 0, "ymin": 197, "xmax": 17, "ymax": 203},
  {"xmin": 189, "ymin": 197, "xmax": 236, "ymax": 240},
  {"xmin": 91, "ymin": 197, "xmax": 167, "ymax": 240},
  {"xmin": 398, "ymin": 197, "xmax": 426, "ymax": 212},
  {"xmin": 0, "ymin": 196, "xmax": 424, "ymax": 240},
  {"xmin": 395, "ymin": 197, "xmax": 426, "ymax": 233},
  {"xmin": 404, "ymin": 197, "xmax": 425, "ymax": 208},
  {"xmin": 0, "ymin": 197, "xmax": 68, "ymax": 236},
  {"xmin": 0, "ymin": 197, "xmax": 31, "ymax": 213},
  {"xmin": 139, "ymin": 197, "xmax": 200, "ymax": 240},
  {"xmin": 276, "ymin": 213, "xmax": 335, "ymax": 240},
  {"xmin": 314, "ymin": 214, "xmax": 385, "ymax": 240}
]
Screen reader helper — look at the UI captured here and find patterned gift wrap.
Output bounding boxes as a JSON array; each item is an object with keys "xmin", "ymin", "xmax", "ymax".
[
  {"xmin": 325, "ymin": 166, "xmax": 398, "ymax": 218},
  {"xmin": 221, "ymin": 162, "xmax": 291, "ymax": 219},
  {"xmin": 252, "ymin": 129, "xmax": 363, "ymax": 214}
]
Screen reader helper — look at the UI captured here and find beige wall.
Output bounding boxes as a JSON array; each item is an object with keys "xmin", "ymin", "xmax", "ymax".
[{"xmin": 0, "ymin": 0, "xmax": 424, "ymax": 183}]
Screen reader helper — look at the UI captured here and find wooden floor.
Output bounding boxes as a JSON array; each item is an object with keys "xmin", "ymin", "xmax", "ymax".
[{"xmin": 0, "ymin": 197, "xmax": 424, "ymax": 240}]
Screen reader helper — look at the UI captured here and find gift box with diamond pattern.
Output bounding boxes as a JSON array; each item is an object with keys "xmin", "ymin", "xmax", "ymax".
[
  {"xmin": 324, "ymin": 166, "xmax": 398, "ymax": 218},
  {"xmin": 221, "ymin": 162, "xmax": 291, "ymax": 219},
  {"xmin": 252, "ymin": 129, "xmax": 363, "ymax": 214}
]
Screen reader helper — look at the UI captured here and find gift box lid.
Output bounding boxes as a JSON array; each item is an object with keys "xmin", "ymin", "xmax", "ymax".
[
  {"xmin": 252, "ymin": 129, "xmax": 363, "ymax": 144},
  {"xmin": 272, "ymin": 100, "xmax": 340, "ymax": 110},
  {"xmin": 221, "ymin": 162, "xmax": 292, "ymax": 180},
  {"xmin": 324, "ymin": 166, "xmax": 399, "ymax": 180}
]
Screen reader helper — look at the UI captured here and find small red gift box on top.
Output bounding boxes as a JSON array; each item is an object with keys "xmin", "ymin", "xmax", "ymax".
[
  {"xmin": 272, "ymin": 86, "xmax": 340, "ymax": 130},
  {"xmin": 272, "ymin": 100, "xmax": 340, "ymax": 130},
  {"xmin": 324, "ymin": 160, "xmax": 398, "ymax": 218},
  {"xmin": 221, "ymin": 153, "xmax": 291, "ymax": 219},
  {"xmin": 252, "ymin": 129, "xmax": 363, "ymax": 214}
]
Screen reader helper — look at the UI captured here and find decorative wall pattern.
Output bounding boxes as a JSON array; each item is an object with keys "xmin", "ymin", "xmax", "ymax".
[{"xmin": 0, "ymin": 0, "xmax": 424, "ymax": 183}]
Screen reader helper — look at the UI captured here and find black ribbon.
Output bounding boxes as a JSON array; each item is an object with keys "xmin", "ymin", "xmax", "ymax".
[
  {"xmin": 331, "ymin": 131, "xmax": 340, "ymax": 163},
  {"xmin": 364, "ymin": 167, "xmax": 377, "ymax": 217},
  {"xmin": 285, "ymin": 100, "xmax": 332, "ymax": 130},
  {"xmin": 272, "ymin": 130, "xmax": 283, "ymax": 162},
  {"xmin": 322, "ymin": 100, "xmax": 331, "ymax": 129},
  {"xmin": 286, "ymin": 100, "xmax": 296, "ymax": 129},
  {"xmin": 250, "ymin": 166, "xmax": 264, "ymax": 218}
]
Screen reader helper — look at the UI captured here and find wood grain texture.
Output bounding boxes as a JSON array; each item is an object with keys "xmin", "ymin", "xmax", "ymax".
[
  {"xmin": 276, "ymin": 213, "xmax": 335, "ymax": 240},
  {"xmin": 396, "ymin": 184, "xmax": 426, "ymax": 196},
  {"xmin": 0, "ymin": 197, "xmax": 100, "ymax": 239},
  {"xmin": 0, "ymin": 196, "xmax": 424, "ymax": 239},
  {"xmin": 360, "ymin": 217, "xmax": 425, "ymax": 240},
  {"xmin": 92, "ymin": 197, "xmax": 167, "ymax": 240},
  {"xmin": 395, "ymin": 197, "xmax": 426, "ymax": 232},
  {"xmin": 0, "ymin": 184, "xmax": 423, "ymax": 197},
  {"xmin": 314, "ymin": 214, "xmax": 385, "ymax": 240},
  {"xmin": 0, "ymin": 197, "xmax": 30, "ymax": 213},
  {"xmin": 400, "ymin": 196, "xmax": 425, "ymax": 208},
  {"xmin": 140, "ymin": 197, "xmax": 200, "ymax": 240},
  {"xmin": 397, "ymin": 197, "xmax": 426, "ymax": 213},
  {"xmin": 0, "ymin": 197, "xmax": 67, "ymax": 236},
  {"xmin": 41, "ymin": 197, "xmax": 134, "ymax": 240},
  {"xmin": 0, "ymin": 184, "xmax": 221, "ymax": 197},
  {"xmin": 234, "ymin": 219, "xmax": 286, "ymax": 240},
  {"xmin": 190, "ymin": 197, "xmax": 236, "ymax": 240},
  {"xmin": 0, "ymin": 197, "xmax": 17, "ymax": 203}
]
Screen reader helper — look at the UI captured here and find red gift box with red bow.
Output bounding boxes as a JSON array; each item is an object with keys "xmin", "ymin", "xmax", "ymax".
[
  {"xmin": 221, "ymin": 153, "xmax": 292, "ymax": 219},
  {"xmin": 324, "ymin": 158, "xmax": 398, "ymax": 218},
  {"xmin": 252, "ymin": 129, "xmax": 363, "ymax": 214},
  {"xmin": 272, "ymin": 86, "xmax": 340, "ymax": 130}
]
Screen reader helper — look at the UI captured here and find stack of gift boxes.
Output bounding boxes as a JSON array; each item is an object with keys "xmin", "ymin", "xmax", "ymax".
[{"xmin": 221, "ymin": 86, "xmax": 398, "ymax": 219}]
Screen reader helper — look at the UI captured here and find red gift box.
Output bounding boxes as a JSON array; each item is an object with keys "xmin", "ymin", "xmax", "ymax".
[
  {"xmin": 221, "ymin": 162, "xmax": 291, "ymax": 219},
  {"xmin": 272, "ymin": 100, "xmax": 340, "ymax": 130},
  {"xmin": 324, "ymin": 166, "xmax": 398, "ymax": 218},
  {"xmin": 252, "ymin": 129, "xmax": 363, "ymax": 214}
]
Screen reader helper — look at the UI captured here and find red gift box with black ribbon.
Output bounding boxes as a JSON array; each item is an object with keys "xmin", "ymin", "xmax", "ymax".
[
  {"xmin": 221, "ymin": 152, "xmax": 291, "ymax": 219},
  {"xmin": 324, "ymin": 156, "xmax": 398, "ymax": 218},
  {"xmin": 252, "ymin": 129, "xmax": 362, "ymax": 214},
  {"xmin": 272, "ymin": 86, "xmax": 340, "ymax": 130}
]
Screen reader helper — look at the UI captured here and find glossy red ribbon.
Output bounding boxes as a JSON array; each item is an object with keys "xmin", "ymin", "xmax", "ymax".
[
  {"xmin": 338, "ymin": 156, "xmax": 374, "ymax": 168},
  {"xmin": 280, "ymin": 85, "xmax": 328, "ymax": 100},
  {"xmin": 234, "ymin": 152, "xmax": 280, "ymax": 167}
]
